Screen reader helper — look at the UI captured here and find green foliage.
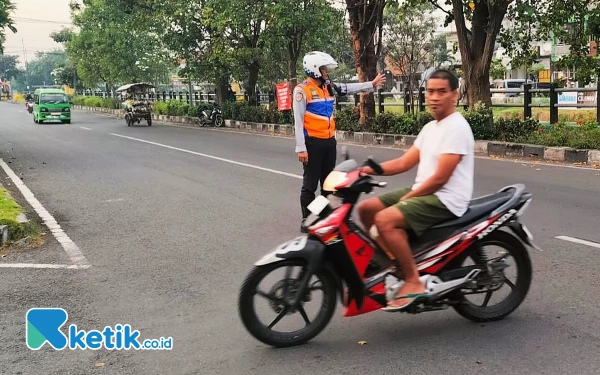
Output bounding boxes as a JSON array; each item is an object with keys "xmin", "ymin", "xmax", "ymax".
[
  {"xmin": 72, "ymin": 96, "xmax": 120, "ymax": 109},
  {"xmin": 500, "ymin": 0, "xmax": 600, "ymax": 84},
  {"xmin": 383, "ymin": 2, "xmax": 437, "ymax": 112},
  {"xmin": 66, "ymin": 0, "xmax": 175, "ymax": 88},
  {"xmin": 490, "ymin": 59, "xmax": 507, "ymax": 80},
  {"xmin": 0, "ymin": 54, "xmax": 22, "ymax": 80},
  {"xmin": 526, "ymin": 120, "xmax": 600, "ymax": 149},
  {"xmin": 0, "ymin": 0, "xmax": 17, "ymax": 54},
  {"xmin": 23, "ymin": 51, "xmax": 68, "ymax": 87},
  {"xmin": 264, "ymin": 0, "xmax": 346, "ymax": 85}
]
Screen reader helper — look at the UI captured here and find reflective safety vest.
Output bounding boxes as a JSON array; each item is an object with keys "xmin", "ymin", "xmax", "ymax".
[{"xmin": 298, "ymin": 80, "xmax": 336, "ymax": 139}]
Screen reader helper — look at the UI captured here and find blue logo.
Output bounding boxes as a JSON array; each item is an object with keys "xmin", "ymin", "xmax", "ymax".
[{"xmin": 26, "ymin": 308, "xmax": 173, "ymax": 350}]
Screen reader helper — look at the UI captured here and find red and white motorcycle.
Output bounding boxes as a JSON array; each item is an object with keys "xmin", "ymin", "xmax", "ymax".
[{"xmin": 238, "ymin": 148, "xmax": 540, "ymax": 348}]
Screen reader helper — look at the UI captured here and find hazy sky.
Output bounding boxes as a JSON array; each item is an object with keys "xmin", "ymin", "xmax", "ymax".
[{"xmin": 4, "ymin": 0, "xmax": 72, "ymax": 67}]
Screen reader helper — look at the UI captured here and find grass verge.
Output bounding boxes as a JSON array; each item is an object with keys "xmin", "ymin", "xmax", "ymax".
[{"xmin": 0, "ymin": 187, "xmax": 41, "ymax": 250}]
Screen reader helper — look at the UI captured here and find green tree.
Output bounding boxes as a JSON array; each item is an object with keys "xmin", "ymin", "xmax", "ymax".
[
  {"xmin": 0, "ymin": 0, "xmax": 17, "ymax": 55},
  {"xmin": 490, "ymin": 58, "xmax": 506, "ymax": 80},
  {"xmin": 203, "ymin": 0, "xmax": 275, "ymax": 104},
  {"xmin": 266, "ymin": 0, "xmax": 345, "ymax": 89},
  {"xmin": 427, "ymin": 33, "xmax": 457, "ymax": 68},
  {"xmin": 0, "ymin": 54, "xmax": 22, "ymax": 80},
  {"xmin": 384, "ymin": 2, "xmax": 437, "ymax": 113},
  {"xmin": 500, "ymin": 1, "xmax": 600, "ymax": 86},
  {"xmin": 67, "ymin": 0, "xmax": 174, "ymax": 90},
  {"xmin": 160, "ymin": 0, "xmax": 237, "ymax": 103},
  {"xmin": 25, "ymin": 51, "xmax": 68, "ymax": 87}
]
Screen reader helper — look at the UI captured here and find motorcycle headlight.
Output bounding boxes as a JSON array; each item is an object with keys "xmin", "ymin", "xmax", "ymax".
[{"xmin": 322, "ymin": 171, "xmax": 347, "ymax": 192}]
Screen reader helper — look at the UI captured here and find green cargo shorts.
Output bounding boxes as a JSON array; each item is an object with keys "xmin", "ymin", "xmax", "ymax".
[{"xmin": 378, "ymin": 187, "xmax": 457, "ymax": 237}]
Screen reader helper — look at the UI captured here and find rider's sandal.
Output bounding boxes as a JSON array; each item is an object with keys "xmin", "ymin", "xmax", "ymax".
[{"xmin": 381, "ymin": 293, "xmax": 429, "ymax": 312}]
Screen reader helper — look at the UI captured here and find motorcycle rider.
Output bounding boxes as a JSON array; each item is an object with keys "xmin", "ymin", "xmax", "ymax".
[
  {"xmin": 25, "ymin": 92, "xmax": 33, "ymax": 109},
  {"xmin": 357, "ymin": 69, "xmax": 474, "ymax": 311},
  {"xmin": 294, "ymin": 51, "xmax": 386, "ymax": 232}
]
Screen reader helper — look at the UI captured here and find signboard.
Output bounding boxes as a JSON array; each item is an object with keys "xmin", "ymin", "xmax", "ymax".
[
  {"xmin": 577, "ymin": 92, "xmax": 596, "ymax": 105},
  {"xmin": 275, "ymin": 82, "xmax": 291, "ymax": 111},
  {"xmin": 558, "ymin": 92, "xmax": 577, "ymax": 105},
  {"xmin": 557, "ymin": 91, "xmax": 597, "ymax": 106}
]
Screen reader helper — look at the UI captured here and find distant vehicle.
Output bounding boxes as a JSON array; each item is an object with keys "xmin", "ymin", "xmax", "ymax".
[
  {"xmin": 493, "ymin": 79, "xmax": 533, "ymax": 98},
  {"xmin": 32, "ymin": 88, "xmax": 72, "ymax": 124}
]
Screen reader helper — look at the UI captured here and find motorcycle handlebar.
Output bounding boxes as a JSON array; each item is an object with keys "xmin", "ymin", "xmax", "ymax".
[{"xmin": 369, "ymin": 180, "xmax": 387, "ymax": 188}]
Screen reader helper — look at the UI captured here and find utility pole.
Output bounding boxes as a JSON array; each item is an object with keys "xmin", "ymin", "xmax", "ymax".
[{"xmin": 22, "ymin": 39, "xmax": 29, "ymax": 90}]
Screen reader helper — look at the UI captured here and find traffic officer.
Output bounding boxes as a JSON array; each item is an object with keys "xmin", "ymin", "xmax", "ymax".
[{"xmin": 293, "ymin": 51, "xmax": 386, "ymax": 232}]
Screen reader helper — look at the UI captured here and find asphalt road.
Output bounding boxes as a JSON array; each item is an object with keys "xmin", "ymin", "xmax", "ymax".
[{"xmin": 1, "ymin": 101, "xmax": 600, "ymax": 374}]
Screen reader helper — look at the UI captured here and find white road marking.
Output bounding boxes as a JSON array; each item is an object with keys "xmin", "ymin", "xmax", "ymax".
[
  {"xmin": 556, "ymin": 235, "xmax": 600, "ymax": 249},
  {"xmin": 0, "ymin": 263, "xmax": 82, "ymax": 269},
  {"xmin": 80, "ymin": 127, "xmax": 92, "ymax": 130},
  {"xmin": 104, "ymin": 198, "xmax": 124, "ymax": 203},
  {"xmin": 0, "ymin": 158, "xmax": 92, "ymax": 269},
  {"xmin": 109, "ymin": 133, "xmax": 303, "ymax": 179}
]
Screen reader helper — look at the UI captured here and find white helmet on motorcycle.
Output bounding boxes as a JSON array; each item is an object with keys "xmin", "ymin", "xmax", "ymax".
[{"xmin": 303, "ymin": 51, "xmax": 338, "ymax": 79}]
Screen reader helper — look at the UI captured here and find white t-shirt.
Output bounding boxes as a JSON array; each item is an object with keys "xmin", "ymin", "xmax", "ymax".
[{"xmin": 412, "ymin": 112, "xmax": 474, "ymax": 217}]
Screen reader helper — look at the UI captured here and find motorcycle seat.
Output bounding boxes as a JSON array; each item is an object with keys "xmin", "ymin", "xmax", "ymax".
[
  {"xmin": 407, "ymin": 191, "xmax": 513, "ymax": 255},
  {"xmin": 430, "ymin": 191, "xmax": 513, "ymax": 229}
]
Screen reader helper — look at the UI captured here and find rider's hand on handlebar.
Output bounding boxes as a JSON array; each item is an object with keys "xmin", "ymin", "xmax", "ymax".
[{"xmin": 359, "ymin": 166, "xmax": 374, "ymax": 176}]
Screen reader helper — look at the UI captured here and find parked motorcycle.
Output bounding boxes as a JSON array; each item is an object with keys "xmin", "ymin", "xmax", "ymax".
[
  {"xmin": 26, "ymin": 100, "xmax": 33, "ymax": 114},
  {"xmin": 198, "ymin": 103, "xmax": 224, "ymax": 127},
  {"xmin": 238, "ymin": 147, "xmax": 541, "ymax": 348}
]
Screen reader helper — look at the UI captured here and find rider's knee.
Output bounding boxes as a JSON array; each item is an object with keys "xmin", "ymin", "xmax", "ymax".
[{"xmin": 373, "ymin": 210, "xmax": 394, "ymax": 233}]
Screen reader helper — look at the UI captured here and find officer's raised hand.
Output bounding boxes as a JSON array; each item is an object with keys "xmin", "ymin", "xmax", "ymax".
[{"xmin": 372, "ymin": 73, "xmax": 386, "ymax": 88}]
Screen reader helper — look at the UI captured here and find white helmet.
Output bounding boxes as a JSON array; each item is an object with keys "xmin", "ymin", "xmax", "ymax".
[{"xmin": 303, "ymin": 51, "xmax": 338, "ymax": 79}]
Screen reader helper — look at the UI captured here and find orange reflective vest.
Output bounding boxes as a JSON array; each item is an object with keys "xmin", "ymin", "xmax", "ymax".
[{"xmin": 297, "ymin": 80, "xmax": 336, "ymax": 139}]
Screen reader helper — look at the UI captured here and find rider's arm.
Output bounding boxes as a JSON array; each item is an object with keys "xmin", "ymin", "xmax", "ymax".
[
  {"xmin": 333, "ymin": 82, "xmax": 374, "ymax": 96},
  {"xmin": 293, "ymin": 87, "xmax": 307, "ymax": 153},
  {"xmin": 366, "ymin": 146, "xmax": 419, "ymax": 176}
]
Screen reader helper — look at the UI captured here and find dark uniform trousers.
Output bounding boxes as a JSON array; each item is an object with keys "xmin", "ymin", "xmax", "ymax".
[{"xmin": 300, "ymin": 135, "xmax": 337, "ymax": 218}]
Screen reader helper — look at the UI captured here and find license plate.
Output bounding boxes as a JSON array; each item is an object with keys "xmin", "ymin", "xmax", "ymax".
[
  {"xmin": 51, "ymin": 113, "xmax": 61, "ymax": 116},
  {"xmin": 307, "ymin": 195, "xmax": 329, "ymax": 215}
]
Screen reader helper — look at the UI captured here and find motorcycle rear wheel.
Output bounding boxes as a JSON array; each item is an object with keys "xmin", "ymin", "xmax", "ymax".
[
  {"xmin": 452, "ymin": 230, "xmax": 532, "ymax": 322},
  {"xmin": 238, "ymin": 259, "xmax": 337, "ymax": 348}
]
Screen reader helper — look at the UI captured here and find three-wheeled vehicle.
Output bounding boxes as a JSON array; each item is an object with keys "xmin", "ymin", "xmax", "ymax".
[{"xmin": 116, "ymin": 83, "xmax": 155, "ymax": 127}]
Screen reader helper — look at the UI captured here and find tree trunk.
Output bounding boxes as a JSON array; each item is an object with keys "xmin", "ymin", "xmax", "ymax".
[
  {"xmin": 215, "ymin": 75, "xmax": 229, "ymax": 104},
  {"xmin": 288, "ymin": 55, "xmax": 298, "ymax": 90},
  {"xmin": 451, "ymin": 0, "xmax": 508, "ymax": 108},
  {"xmin": 245, "ymin": 61, "xmax": 260, "ymax": 105},
  {"xmin": 465, "ymin": 63, "xmax": 492, "ymax": 107},
  {"xmin": 346, "ymin": 0, "xmax": 383, "ymax": 126}
]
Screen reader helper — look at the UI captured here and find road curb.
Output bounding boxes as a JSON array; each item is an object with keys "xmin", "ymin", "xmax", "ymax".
[{"xmin": 72, "ymin": 105, "xmax": 600, "ymax": 166}]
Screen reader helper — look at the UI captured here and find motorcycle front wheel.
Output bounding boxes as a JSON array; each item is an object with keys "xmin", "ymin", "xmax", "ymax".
[
  {"xmin": 238, "ymin": 259, "xmax": 338, "ymax": 348},
  {"xmin": 214, "ymin": 115, "xmax": 224, "ymax": 127}
]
